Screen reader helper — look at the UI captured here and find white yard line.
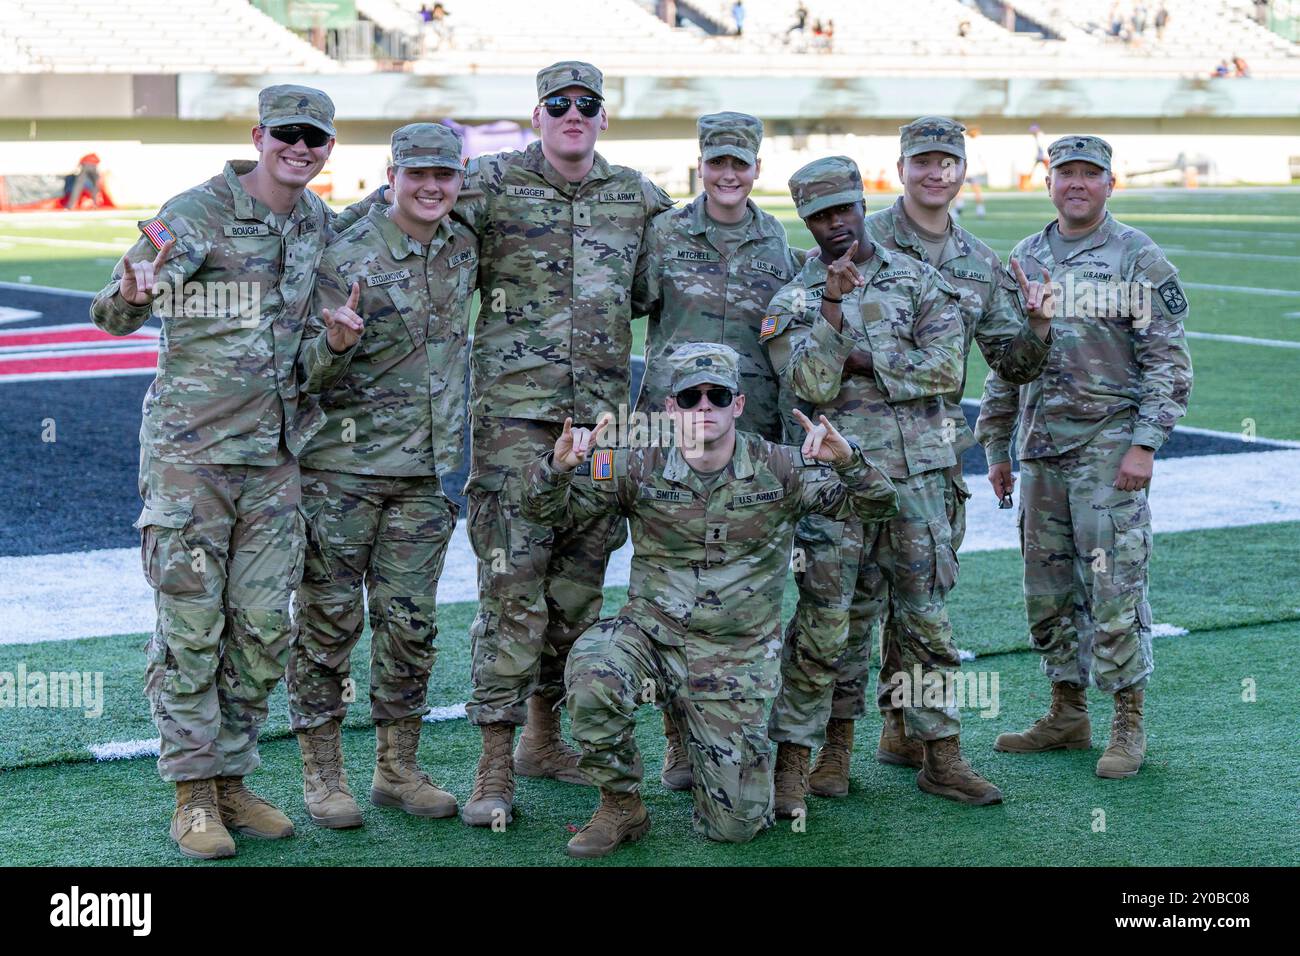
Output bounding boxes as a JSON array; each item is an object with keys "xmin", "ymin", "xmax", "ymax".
[
  {"xmin": 0, "ymin": 281, "xmax": 95, "ymax": 298},
  {"xmin": 1183, "ymin": 282, "xmax": 1300, "ymax": 298},
  {"xmin": 0, "ymin": 234, "xmax": 126, "ymax": 251},
  {"xmin": 1184, "ymin": 330, "xmax": 1300, "ymax": 349},
  {"xmin": 4, "ymin": 447, "xmax": 1299, "ymax": 647}
]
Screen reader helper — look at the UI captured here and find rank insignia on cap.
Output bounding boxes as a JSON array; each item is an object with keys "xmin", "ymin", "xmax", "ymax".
[
  {"xmin": 592, "ymin": 449, "xmax": 614, "ymax": 481},
  {"xmin": 759, "ymin": 315, "xmax": 778, "ymax": 340},
  {"xmin": 140, "ymin": 218, "xmax": 175, "ymax": 252}
]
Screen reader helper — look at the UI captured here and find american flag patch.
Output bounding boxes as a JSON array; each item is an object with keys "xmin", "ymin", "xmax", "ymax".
[
  {"xmin": 592, "ymin": 449, "xmax": 614, "ymax": 481},
  {"xmin": 759, "ymin": 315, "xmax": 778, "ymax": 340},
  {"xmin": 140, "ymin": 218, "xmax": 175, "ymax": 252}
]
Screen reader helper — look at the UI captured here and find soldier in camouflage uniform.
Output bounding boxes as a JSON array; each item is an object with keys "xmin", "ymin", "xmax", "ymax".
[
  {"xmin": 763, "ymin": 156, "xmax": 1005, "ymax": 812},
  {"xmin": 975, "ymin": 135, "xmax": 1192, "ymax": 778},
  {"xmin": 286, "ymin": 123, "xmax": 477, "ymax": 829},
  {"xmin": 90, "ymin": 85, "xmax": 385, "ymax": 859},
  {"xmin": 453, "ymin": 61, "xmax": 674, "ymax": 827},
  {"xmin": 521, "ymin": 343, "xmax": 897, "ymax": 858},
  {"xmin": 631, "ymin": 111, "xmax": 799, "ymax": 791},
  {"xmin": 795, "ymin": 118, "xmax": 1054, "ymax": 797}
]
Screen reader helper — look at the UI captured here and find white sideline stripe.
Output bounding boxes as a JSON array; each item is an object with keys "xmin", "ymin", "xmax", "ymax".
[
  {"xmin": 1185, "ymin": 331, "xmax": 1300, "ymax": 349},
  {"xmin": 0, "ymin": 234, "xmax": 124, "ymax": 251},
  {"xmin": 1163, "ymin": 247, "xmax": 1300, "ymax": 264},
  {"xmin": 0, "ymin": 281, "xmax": 95, "ymax": 298},
  {"xmin": 0, "ymin": 307, "xmax": 41, "ymax": 324},
  {"xmin": 0, "ymin": 367, "xmax": 157, "ymax": 383},
  {"xmin": 80, "ymin": 621, "xmax": 1194, "ymax": 763},
  {"xmin": 1183, "ymin": 282, "xmax": 1300, "ymax": 298},
  {"xmin": 0, "ymin": 321, "xmax": 155, "ymax": 337},
  {"xmin": 0, "ymin": 345, "xmax": 158, "ymax": 360},
  {"xmin": 4, "ymin": 448, "xmax": 1300, "ymax": 647},
  {"xmin": 956, "ymin": 399, "xmax": 1300, "ymax": 448}
]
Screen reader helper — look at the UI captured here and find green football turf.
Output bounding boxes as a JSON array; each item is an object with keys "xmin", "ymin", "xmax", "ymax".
[
  {"xmin": 2, "ymin": 521, "xmax": 1297, "ymax": 774},
  {"xmin": 0, "ymin": 617, "xmax": 1294, "ymax": 867},
  {"xmin": 2, "ymin": 189, "xmax": 1297, "ymax": 440}
]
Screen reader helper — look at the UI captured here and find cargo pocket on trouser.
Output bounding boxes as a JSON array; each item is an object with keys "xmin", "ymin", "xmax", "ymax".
[
  {"xmin": 1090, "ymin": 497, "xmax": 1153, "ymax": 688},
  {"xmin": 945, "ymin": 470, "xmax": 972, "ymax": 554},
  {"xmin": 792, "ymin": 514, "xmax": 848, "ymax": 609},
  {"xmin": 695, "ymin": 705, "xmax": 773, "ymax": 844},
  {"xmin": 928, "ymin": 516, "xmax": 959, "ymax": 597},
  {"xmin": 297, "ymin": 496, "xmax": 332, "ymax": 584},
  {"xmin": 135, "ymin": 504, "xmax": 207, "ymax": 597},
  {"xmin": 465, "ymin": 473, "xmax": 512, "ymax": 580}
]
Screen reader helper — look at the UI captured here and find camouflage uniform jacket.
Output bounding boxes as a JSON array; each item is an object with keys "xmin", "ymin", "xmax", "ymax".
[
  {"xmin": 865, "ymin": 197, "xmax": 1051, "ymax": 454},
  {"xmin": 522, "ymin": 432, "xmax": 898, "ymax": 700},
  {"xmin": 455, "ymin": 141, "xmax": 674, "ymax": 424},
  {"xmin": 90, "ymin": 160, "xmax": 377, "ymax": 465},
  {"xmin": 632, "ymin": 194, "xmax": 799, "ymax": 440},
  {"xmin": 762, "ymin": 243, "xmax": 966, "ymax": 479},
  {"xmin": 298, "ymin": 205, "xmax": 479, "ymax": 478},
  {"xmin": 974, "ymin": 212, "xmax": 1193, "ymax": 463}
]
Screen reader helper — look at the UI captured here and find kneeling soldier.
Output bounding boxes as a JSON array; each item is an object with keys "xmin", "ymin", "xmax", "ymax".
[
  {"xmin": 287, "ymin": 123, "xmax": 477, "ymax": 827},
  {"xmin": 522, "ymin": 343, "xmax": 898, "ymax": 858}
]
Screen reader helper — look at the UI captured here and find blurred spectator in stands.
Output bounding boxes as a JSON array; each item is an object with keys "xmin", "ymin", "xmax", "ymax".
[
  {"xmin": 787, "ymin": 3, "xmax": 808, "ymax": 36},
  {"xmin": 1233, "ymin": 55, "xmax": 1251, "ymax": 78},
  {"xmin": 1253, "ymin": 0, "xmax": 1269, "ymax": 27},
  {"xmin": 958, "ymin": 18, "xmax": 972, "ymax": 39},
  {"xmin": 419, "ymin": 4, "xmax": 433, "ymax": 22},
  {"xmin": 961, "ymin": 126, "xmax": 988, "ymax": 218},
  {"xmin": 1030, "ymin": 124, "xmax": 1048, "ymax": 174},
  {"xmin": 823, "ymin": 19, "xmax": 834, "ymax": 52},
  {"xmin": 1154, "ymin": 4, "xmax": 1169, "ymax": 41},
  {"xmin": 733, "ymin": 1, "xmax": 745, "ymax": 35},
  {"xmin": 62, "ymin": 153, "xmax": 102, "ymax": 210},
  {"xmin": 1133, "ymin": 4, "xmax": 1147, "ymax": 36},
  {"xmin": 1212, "ymin": 59, "xmax": 1232, "ymax": 78},
  {"xmin": 1109, "ymin": 2, "xmax": 1124, "ymax": 38}
]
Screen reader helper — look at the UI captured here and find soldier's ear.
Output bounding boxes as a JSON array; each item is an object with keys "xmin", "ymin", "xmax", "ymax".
[
  {"xmin": 251, "ymin": 125, "xmax": 265, "ymax": 153},
  {"xmin": 531, "ymin": 106, "xmax": 543, "ymax": 130},
  {"xmin": 387, "ymin": 165, "xmax": 397, "ymax": 190},
  {"xmin": 598, "ymin": 108, "xmax": 609, "ymax": 133},
  {"xmin": 896, "ymin": 157, "xmax": 905, "ymax": 184},
  {"xmin": 732, "ymin": 393, "xmax": 746, "ymax": 419}
]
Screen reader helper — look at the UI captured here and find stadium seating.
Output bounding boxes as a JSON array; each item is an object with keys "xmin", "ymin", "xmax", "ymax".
[{"xmin": 0, "ymin": 0, "xmax": 338, "ymax": 73}]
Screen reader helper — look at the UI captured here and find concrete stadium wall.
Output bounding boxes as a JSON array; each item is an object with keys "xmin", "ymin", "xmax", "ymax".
[{"xmin": 1, "ymin": 117, "xmax": 1296, "ymax": 206}]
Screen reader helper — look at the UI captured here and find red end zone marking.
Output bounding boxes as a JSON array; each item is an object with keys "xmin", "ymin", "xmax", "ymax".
[
  {"xmin": 0, "ymin": 350, "xmax": 158, "ymax": 375},
  {"xmin": 0, "ymin": 327, "xmax": 156, "ymax": 348}
]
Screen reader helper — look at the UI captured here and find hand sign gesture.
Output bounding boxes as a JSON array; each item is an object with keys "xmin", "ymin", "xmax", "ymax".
[
  {"xmin": 117, "ymin": 238, "xmax": 176, "ymax": 306},
  {"xmin": 825, "ymin": 239, "xmax": 866, "ymax": 301},
  {"xmin": 553, "ymin": 413, "xmax": 614, "ymax": 472},
  {"xmin": 322, "ymin": 282, "xmax": 364, "ymax": 353},
  {"xmin": 792, "ymin": 409, "xmax": 853, "ymax": 465},
  {"xmin": 1011, "ymin": 257, "xmax": 1055, "ymax": 326}
]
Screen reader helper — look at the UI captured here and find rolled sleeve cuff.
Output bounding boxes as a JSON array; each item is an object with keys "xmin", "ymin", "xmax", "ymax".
[
  {"xmin": 983, "ymin": 440, "xmax": 1013, "ymax": 466},
  {"xmin": 810, "ymin": 310, "xmax": 858, "ymax": 368},
  {"xmin": 1130, "ymin": 423, "xmax": 1167, "ymax": 452}
]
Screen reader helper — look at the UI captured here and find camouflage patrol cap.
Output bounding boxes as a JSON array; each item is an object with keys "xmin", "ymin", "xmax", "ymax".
[
  {"xmin": 390, "ymin": 123, "xmax": 463, "ymax": 169},
  {"xmin": 536, "ymin": 61, "xmax": 603, "ymax": 99},
  {"xmin": 788, "ymin": 156, "xmax": 863, "ymax": 219},
  {"xmin": 698, "ymin": 112, "xmax": 763, "ymax": 165},
  {"xmin": 899, "ymin": 115, "xmax": 966, "ymax": 160},
  {"xmin": 1048, "ymin": 134, "xmax": 1113, "ymax": 172},
  {"xmin": 258, "ymin": 84, "xmax": 336, "ymax": 137},
  {"xmin": 669, "ymin": 342, "xmax": 741, "ymax": 394}
]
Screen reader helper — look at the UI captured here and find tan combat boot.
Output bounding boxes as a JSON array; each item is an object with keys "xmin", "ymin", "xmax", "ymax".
[
  {"xmin": 513, "ymin": 694, "xmax": 587, "ymax": 784},
  {"xmin": 660, "ymin": 710, "xmax": 693, "ymax": 792},
  {"xmin": 462, "ymin": 723, "xmax": 517, "ymax": 827},
  {"xmin": 296, "ymin": 720, "xmax": 364, "ymax": 829},
  {"xmin": 809, "ymin": 718, "xmax": 854, "ymax": 797},
  {"xmin": 170, "ymin": 779, "xmax": 236, "ymax": 859},
  {"xmin": 773, "ymin": 742, "xmax": 811, "ymax": 818},
  {"xmin": 917, "ymin": 736, "xmax": 1004, "ymax": 806},
  {"xmin": 565, "ymin": 788, "xmax": 651, "ymax": 859},
  {"xmin": 216, "ymin": 777, "xmax": 295, "ymax": 839},
  {"xmin": 994, "ymin": 682, "xmax": 1091, "ymax": 753},
  {"xmin": 876, "ymin": 709, "xmax": 923, "ymax": 769},
  {"xmin": 1096, "ymin": 687, "xmax": 1146, "ymax": 779},
  {"xmin": 371, "ymin": 717, "xmax": 458, "ymax": 817}
]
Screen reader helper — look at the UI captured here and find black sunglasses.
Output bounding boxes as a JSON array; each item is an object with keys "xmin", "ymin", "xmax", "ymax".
[
  {"xmin": 674, "ymin": 386, "xmax": 733, "ymax": 409},
  {"xmin": 541, "ymin": 95, "xmax": 603, "ymax": 118},
  {"xmin": 266, "ymin": 124, "xmax": 331, "ymax": 148}
]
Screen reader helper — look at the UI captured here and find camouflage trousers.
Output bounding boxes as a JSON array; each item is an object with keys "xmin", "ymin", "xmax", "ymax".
[
  {"xmin": 287, "ymin": 469, "xmax": 456, "ymax": 731},
  {"xmin": 768, "ymin": 468, "xmax": 964, "ymax": 747},
  {"xmin": 465, "ymin": 416, "xmax": 626, "ymax": 726},
  {"xmin": 137, "ymin": 455, "xmax": 304, "ymax": 783},
  {"xmin": 566, "ymin": 616, "xmax": 774, "ymax": 844},
  {"xmin": 1019, "ymin": 428, "xmax": 1154, "ymax": 693}
]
